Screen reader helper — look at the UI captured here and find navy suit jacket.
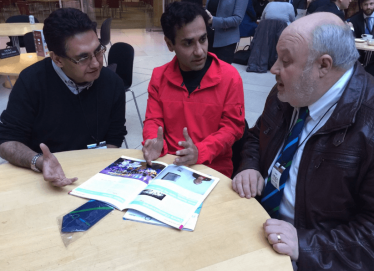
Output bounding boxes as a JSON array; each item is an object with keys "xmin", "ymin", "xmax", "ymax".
[{"xmin": 315, "ymin": 2, "xmax": 345, "ymax": 21}]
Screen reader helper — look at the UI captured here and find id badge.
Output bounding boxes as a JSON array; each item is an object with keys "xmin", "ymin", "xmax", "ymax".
[
  {"xmin": 271, "ymin": 162, "xmax": 285, "ymax": 190},
  {"xmin": 87, "ymin": 141, "xmax": 107, "ymax": 149}
]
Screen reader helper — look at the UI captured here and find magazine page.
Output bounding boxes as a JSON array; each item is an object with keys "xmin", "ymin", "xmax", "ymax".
[
  {"xmin": 123, "ymin": 204, "xmax": 202, "ymax": 231},
  {"xmin": 126, "ymin": 165, "xmax": 219, "ymax": 229},
  {"xmin": 69, "ymin": 156, "xmax": 168, "ymax": 210}
]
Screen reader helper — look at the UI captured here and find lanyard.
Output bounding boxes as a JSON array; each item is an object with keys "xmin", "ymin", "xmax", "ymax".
[{"xmin": 278, "ymin": 101, "xmax": 338, "ymax": 165}]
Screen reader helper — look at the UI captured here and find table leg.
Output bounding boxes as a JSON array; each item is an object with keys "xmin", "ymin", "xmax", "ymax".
[
  {"xmin": 11, "ymin": 36, "xmax": 20, "ymax": 52},
  {"xmin": 367, "ymin": 51, "xmax": 373, "ymax": 67},
  {"xmin": 3, "ymin": 76, "xmax": 17, "ymax": 89},
  {"xmin": 80, "ymin": 0, "xmax": 84, "ymax": 12}
]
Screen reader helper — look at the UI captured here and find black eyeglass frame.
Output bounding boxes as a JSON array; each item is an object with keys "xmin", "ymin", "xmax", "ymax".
[{"xmin": 63, "ymin": 44, "xmax": 107, "ymax": 65}]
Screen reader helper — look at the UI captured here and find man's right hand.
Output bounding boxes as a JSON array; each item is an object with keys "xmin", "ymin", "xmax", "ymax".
[
  {"xmin": 143, "ymin": 126, "xmax": 164, "ymax": 165},
  {"xmin": 39, "ymin": 143, "xmax": 78, "ymax": 187},
  {"xmin": 232, "ymin": 169, "xmax": 265, "ymax": 199}
]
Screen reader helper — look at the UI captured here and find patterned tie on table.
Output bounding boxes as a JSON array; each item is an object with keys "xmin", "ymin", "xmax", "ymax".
[
  {"xmin": 261, "ymin": 107, "xmax": 308, "ymax": 219},
  {"xmin": 367, "ymin": 17, "xmax": 374, "ymax": 33}
]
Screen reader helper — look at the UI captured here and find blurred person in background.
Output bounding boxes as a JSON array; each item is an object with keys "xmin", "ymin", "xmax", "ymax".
[{"xmin": 205, "ymin": 0, "xmax": 248, "ymax": 64}]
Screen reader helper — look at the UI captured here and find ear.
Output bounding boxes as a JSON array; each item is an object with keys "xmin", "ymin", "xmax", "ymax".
[
  {"xmin": 164, "ymin": 36, "xmax": 174, "ymax": 52},
  {"xmin": 50, "ymin": 51, "xmax": 64, "ymax": 68},
  {"xmin": 317, "ymin": 54, "xmax": 333, "ymax": 78}
]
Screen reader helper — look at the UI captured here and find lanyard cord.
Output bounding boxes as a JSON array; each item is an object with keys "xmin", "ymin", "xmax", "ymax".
[
  {"xmin": 279, "ymin": 101, "xmax": 338, "ymax": 165},
  {"xmin": 77, "ymin": 87, "xmax": 99, "ymax": 145}
]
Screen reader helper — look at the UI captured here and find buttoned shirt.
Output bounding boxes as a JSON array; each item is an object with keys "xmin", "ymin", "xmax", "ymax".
[
  {"xmin": 363, "ymin": 12, "xmax": 374, "ymax": 33},
  {"xmin": 264, "ymin": 67, "xmax": 354, "ymax": 224},
  {"xmin": 52, "ymin": 60, "xmax": 93, "ymax": 94}
]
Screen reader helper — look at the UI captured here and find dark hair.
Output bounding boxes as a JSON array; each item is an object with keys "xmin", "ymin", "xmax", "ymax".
[
  {"xmin": 181, "ymin": 0, "xmax": 203, "ymax": 6},
  {"xmin": 43, "ymin": 8, "xmax": 97, "ymax": 57},
  {"xmin": 161, "ymin": 1, "xmax": 209, "ymax": 45}
]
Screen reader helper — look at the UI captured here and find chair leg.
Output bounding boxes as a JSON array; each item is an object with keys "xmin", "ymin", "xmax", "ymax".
[
  {"xmin": 129, "ymin": 89, "xmax": 143, "ymax": 128},
  {"xmin": 124, "ymin": 137, "xmax": 128, "ymax": 148}
]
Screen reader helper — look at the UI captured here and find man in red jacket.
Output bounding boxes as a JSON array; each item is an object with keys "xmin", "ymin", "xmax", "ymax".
[{"xmin": 142, "ymin": 1, "xmax": 245, "ymax": 178}]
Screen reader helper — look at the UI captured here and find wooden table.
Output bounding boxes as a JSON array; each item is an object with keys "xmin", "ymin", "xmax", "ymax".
[
  {"xmin": 0, "ymin": 53, "xmax": 44, "ymax": 88},
  {"xmin": 355, "ymin": 41, "xmax": 374, "ymax": 66},
  {"xmin": 0, "ymin": 149, "xmax": 293, "ymax": 271},
  {"xmin": 0, "ymin": 23, "xmax": 44, "ymax": 51}
]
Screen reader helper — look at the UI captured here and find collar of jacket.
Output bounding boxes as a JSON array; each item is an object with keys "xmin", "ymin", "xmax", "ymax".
[
  {"xmin": 164, "ymin": 52, "xmax": 222, "ymax": 90},
  {"xmin": 278, "ymin": 62, "xmax": 364, "ymax": 134}
]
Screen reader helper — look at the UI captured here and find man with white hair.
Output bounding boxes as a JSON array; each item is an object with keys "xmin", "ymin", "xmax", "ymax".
[{"xmin": 232, "ymin": 12, "xmax": 374, "ymax": 269}]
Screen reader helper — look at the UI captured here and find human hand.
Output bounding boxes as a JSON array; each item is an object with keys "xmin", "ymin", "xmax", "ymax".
[
  {"xmin": 263, "ymin": 219, "xmax": 299, "ymax": 261},
  {"xmin": 143, "ymin": 126, "xmax": 164, "ymax": 165},
  {"xmin": 174, "ymin": 127, "xmax": 198, "ymax": 166},
  {"xmin": 205, "ymin": 9, "xmax": 213, "ymax": 25},
  {"xmin": 232, "ymin": 169, "xmax": 264, "ymax": 198},
  {"xmin": 39, "ymin": 143, "xmax": 78, "ymax": 187},
  {"xmin": 346, "ymin": 22, "xmax": 354, "ymax": 30}
]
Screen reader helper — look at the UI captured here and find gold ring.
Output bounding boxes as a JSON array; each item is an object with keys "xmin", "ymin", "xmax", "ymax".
[{"xmin": 277, "ymin": 234, "xmax": 281, "ymax": 243}]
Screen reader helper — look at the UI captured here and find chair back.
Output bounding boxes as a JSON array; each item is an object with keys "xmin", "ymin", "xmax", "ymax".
[
  {"xmin": 16, "ymin": 2, "xmax": 30, "ymax": 15},
  {"xmin": 94, "ymin": 0, "xmax": 102, "ymax": 8},
  {"xmin": 107, "ymin": 0, "xmax": 119, "ymax": 8},
  {"xmin": 24, "ymin": 32, "xmax": 36, "ymax": 53},
  {"xmin": 100, "ymin": 17, "xmax": 112, "ymax": 46},
  {"xmin": 5, "ymin": 15, "xmax": 39, "ymax": 47},
  {"xmin": 108, "ymin": 42, "xmax": 134, "ymax": 89}
]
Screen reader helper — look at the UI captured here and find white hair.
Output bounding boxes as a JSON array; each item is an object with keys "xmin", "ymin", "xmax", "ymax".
[{"xmin": 309, "ymin": 24, "xmax": 359, "ymax": 70}]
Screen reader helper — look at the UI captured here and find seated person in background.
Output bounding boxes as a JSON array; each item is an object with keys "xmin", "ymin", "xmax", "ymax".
[
  {"xmin": 239, "ymin": 0, "xmax": 258, "ymax": 38},
  {"xmin": 307, "ymin": 0, "xmax": 330, "ymax": 14},
  {"xmin": 0, "ymin": 8, "xmax": 126, "ymax": 187},
  {"xmin": 142, "ymin": 2, "xmax": 245, "ymax": 178},
  {"xmin": 261, "ymin": 0, "xmax": 296, "ymax": 25},
  {"xmin": 315, "ymin": 0, "xmax": 350, "ymax": 20},
  {"xmin": 348, "ymin": 0, "xmax": 374, "ymax": 75},
  {"xmin": 233, "ymin": 12, "xmax": 374, "ymax": 269},
  {"xmin": 253, "ymin": 0, "xmax": 269, "ymax": 20}
]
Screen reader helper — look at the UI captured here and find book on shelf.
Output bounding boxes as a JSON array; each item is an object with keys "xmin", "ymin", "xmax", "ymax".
[{"xmin": 69, "ymin": 156, "xmax": 219, "ymax": 230}]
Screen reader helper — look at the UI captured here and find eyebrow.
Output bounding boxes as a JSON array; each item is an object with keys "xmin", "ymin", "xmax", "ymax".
[
  {"xmin": 75, "ymin": 44, "xmax": 102, "ymax": 58},
  {"xmin": 181, "ymin": 33, "xmax": 207, "ymax": 43}
]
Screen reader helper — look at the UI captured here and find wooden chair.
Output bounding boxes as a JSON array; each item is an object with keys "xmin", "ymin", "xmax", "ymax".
[
  {"xmin": 16, "ymin": 1, "xmax": 31, "ymax": 15},
  {"xmin": 107, "ymin": 0, "xmax": 121, "ymax": 18}
]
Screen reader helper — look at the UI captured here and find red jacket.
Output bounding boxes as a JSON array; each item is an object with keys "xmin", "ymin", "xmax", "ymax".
[{"xmin": 143, "ymin": 53, "xmax": 245, "ymax": 177}]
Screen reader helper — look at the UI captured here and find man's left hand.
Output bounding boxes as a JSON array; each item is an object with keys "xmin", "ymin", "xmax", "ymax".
[
  {"xmin": 263, "ymin": 219, "xmax": 299, "ymax": 261},
  {"xmin": 174, "ymin": 127, "xmax": 198, "ymax": 166}
]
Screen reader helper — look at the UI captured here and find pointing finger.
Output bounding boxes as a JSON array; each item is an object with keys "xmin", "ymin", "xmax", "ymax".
[{"xmin": 183, "ymin": 127, "xmax": 192, "ymax": 143}]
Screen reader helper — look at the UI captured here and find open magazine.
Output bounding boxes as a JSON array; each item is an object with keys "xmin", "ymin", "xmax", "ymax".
[{"xmin": 69, "ymin": 156, "xmax": 219, "ymax": 230}]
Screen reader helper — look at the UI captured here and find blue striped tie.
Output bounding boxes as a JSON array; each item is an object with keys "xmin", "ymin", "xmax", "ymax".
[{"xmin": 261, "ymin": 107, "xmax": 308, "ymax": 218}]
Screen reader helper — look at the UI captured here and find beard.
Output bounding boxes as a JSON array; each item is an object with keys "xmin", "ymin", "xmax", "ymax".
[{"xmin": 364, "ymin": 8, "xmax": 374, "ymax": 16}]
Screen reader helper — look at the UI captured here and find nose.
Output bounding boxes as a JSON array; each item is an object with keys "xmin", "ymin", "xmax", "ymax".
[
  {"xmin": 270, "ymin": 59, "xmax": 280, "ymax": 75},
  {"xmin": 194, "ymin": 42, "xmax": 203, "ymax": 57},
  {"xmin": 90, "ymin": 54, "xmax": 100, "ymax": 68}
]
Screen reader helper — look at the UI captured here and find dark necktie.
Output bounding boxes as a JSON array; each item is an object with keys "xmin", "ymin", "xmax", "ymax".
[{"xmin": 261, "ymin": 107, "xmax": 308, "ymax": 218}]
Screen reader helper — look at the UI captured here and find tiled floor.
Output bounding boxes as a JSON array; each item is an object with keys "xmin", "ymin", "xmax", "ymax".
[{"xmin": 0, "ymin": 30, "xmax": 276, "ymax": 165}]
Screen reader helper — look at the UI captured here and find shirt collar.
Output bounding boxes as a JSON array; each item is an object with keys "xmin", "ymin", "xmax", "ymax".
[
  {"xmin": 52, "ymin": 60, "xmax": 93, "ymax": 95},
  {"xmin": 307, "ymin": 67, "xmax": 354, "ymax": 121},
  {"xmin": 363, "ymin": 12, "xmax": 374, "ymax": 19}
]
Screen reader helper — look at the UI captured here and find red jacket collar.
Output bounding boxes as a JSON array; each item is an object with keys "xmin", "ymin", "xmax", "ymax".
[{"xmin": 164, "ymin": 52, "xmax": 222, "ymax": 90}]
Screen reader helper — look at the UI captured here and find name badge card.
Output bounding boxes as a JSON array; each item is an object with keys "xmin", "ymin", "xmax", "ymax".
[
  {"xmin": 87, "ymin": 141, "xmax": 107, "ymax": 149},
  {"xmin": 271, "ymin": 162, "xmax": 285, "ymax": 190}
]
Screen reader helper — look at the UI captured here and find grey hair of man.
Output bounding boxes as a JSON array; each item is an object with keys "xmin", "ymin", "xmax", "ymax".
[{"xmin": 307, "ymin": 23, "xmax": 359, "ymax": 70}]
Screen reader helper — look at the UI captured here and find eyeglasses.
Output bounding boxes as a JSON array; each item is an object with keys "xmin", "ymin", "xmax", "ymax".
[{"xmin": 64, "ymin": 44, "xmax": 107, "ymax": 65}]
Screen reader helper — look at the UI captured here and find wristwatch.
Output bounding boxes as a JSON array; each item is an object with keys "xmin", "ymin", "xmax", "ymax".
[{"xmin": 31, "ymin": 153, "xmax": 43, "ymax": 173}]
